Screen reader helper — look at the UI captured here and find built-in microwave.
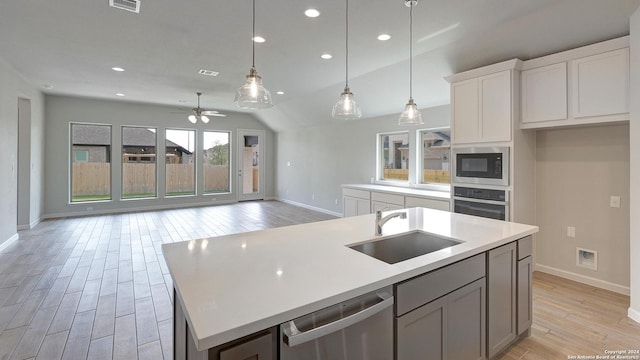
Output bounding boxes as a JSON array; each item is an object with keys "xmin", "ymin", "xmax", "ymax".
[{"xmin": 451, "ymin": 146, "xmax": 509, "ymax": 186}]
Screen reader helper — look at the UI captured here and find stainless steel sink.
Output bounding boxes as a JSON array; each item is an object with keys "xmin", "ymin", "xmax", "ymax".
[{"xmin": 348, "ymin": 231, "xmax": 462, "ymax": 264}]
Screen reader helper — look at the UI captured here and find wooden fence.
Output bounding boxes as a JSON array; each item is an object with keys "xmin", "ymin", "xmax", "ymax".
[
  {"xmin": 382, "ymin": 169, "xmax": 450, "ymax": 184},
  {"xmin": 72, "ymin": 163, "xmax": 229, "ymax": 196}
]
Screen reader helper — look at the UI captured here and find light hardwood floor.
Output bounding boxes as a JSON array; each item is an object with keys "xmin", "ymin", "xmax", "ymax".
[{"xmin": 0, "ymin": 201, "xmax": 638, "ymax": 359}]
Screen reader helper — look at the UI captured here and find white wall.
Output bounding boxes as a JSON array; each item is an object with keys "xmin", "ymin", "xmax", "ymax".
[
  {"xmin": 44, "ymin": 95, "xmax": 275, "ymax": 218},
  {"xmin": 275, "ymin": 105, "xmax": 450, "ymax": 214},
  {"xmin": 535, "ymin": 125, "xmax": 630, "ymax": 294},
  {"xmin": 0, "ymin": 58, "xmax": 45, "ymax": 247},
  {"xmin": 629, "ymin": 6, "xmax": 640, "ymax": 322}
]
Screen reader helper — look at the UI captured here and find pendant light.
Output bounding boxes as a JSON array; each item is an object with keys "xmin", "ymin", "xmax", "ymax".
[
  {"xmin": 235, "ymin": 0, "xmax": 273, "ymax": 109},
  {"xmin": 398, "ymin": 0, "xmax": 423, "ymax": 125},
  {"xmin": 332, "ymin": 0, "xmax": 362, "ymax": 119}
]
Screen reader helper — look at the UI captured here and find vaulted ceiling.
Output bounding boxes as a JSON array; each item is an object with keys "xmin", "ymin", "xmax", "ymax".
[{"xmin": 1, "ymin": 0, "xmax": 638, "ymax": 131}]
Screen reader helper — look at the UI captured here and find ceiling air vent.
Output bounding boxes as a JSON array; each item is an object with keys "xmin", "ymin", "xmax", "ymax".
[{"xmin": 109, "ymin": 0, "xmax": 140, "ymax": 13}]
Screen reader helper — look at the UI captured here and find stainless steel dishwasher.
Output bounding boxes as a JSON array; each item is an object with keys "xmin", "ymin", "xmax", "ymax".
[{"xmin": 279, "ymin": 286, "xmax": 394, "ymax": 360}]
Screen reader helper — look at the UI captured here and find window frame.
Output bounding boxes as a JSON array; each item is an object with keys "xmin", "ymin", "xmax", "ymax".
[
  {"xmin": 202, "ymin": 130, "xmax": 232, "ymax": 195},
  {"xmin": 376, "ymin": 130, "xmax": 411, "ymax": 186},
  {"xmin": 69, "ymin": 122, "xmax": 113, "ymax": 204},
  {"xmin": 164, "ymin": 127, "xmax": 197, "ymax": 198},
  {"xmin": 414, "ymin": 127, "xmax": 451, "ymax": 192},
  {"xmin": 121, "ymin": 125, "xmax": 158, "ymax": 200}
]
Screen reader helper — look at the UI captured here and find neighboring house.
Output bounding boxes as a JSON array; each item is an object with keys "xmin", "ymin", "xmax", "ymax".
[{"xmin": 71, "ymin": 124, "xmax": 192, "ymax": 164}]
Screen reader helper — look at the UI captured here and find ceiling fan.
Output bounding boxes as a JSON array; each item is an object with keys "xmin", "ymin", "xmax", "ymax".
[{"xmin": 187, "ymin": 92, "xmax": 226, "ymax": 124}]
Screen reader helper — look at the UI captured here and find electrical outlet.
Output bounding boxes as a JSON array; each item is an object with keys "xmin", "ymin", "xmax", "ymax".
[
  {"xmin": 287, "ymin": 161, "xmax": 291, "ymax": 167},
  {"xmin": 334, "ymin": 198, "xmax": 338, "ymax": 205},
  {"xmin": 210, "ymin": 197, "xmax": 217, "ymax": 201},
  {"xmin": 311, "ymin": 194, "xmax": 315, "ymax": 200},
  {"xmin": 87, "ymin": 207, "xmax": 94, "ymax": 211},
  {"xmin": 567, "ymin": 226, "xmax": 576, "ymax": 238},
  {"xmin": 610, "ymin": 195, "xmax": 620, "ymax": 208}
]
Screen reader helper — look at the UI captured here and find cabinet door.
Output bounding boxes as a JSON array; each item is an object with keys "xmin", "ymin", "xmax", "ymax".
[
  {"xmin": 447, "ymin": 278, "xmax": 486, "ymax": 360},
  {"xmin": 219, "ymin": 332, "xmax": 273, "ymax": 360},
  {"xmin": 451, "ymin": 78, "xmax": 480, "ymax": 144},
  {"xmin": 572, "ymin": 48, "xmax": 629, "ymax": 118},
  {"xmin": 396, "ymin": 296, "xmax": 448, "ymax": 360},
  {"xmin": 487, "ymin": 242, "xmax": 517, "ymax": 358},
  {"xmin": 405, "ymin": 196, "xmax": 450, "ymax": 211},
  {"xmin": 517, "ymin": 256, "xmax": 533, "ymax": 335},
  {"xmin": 372, "ymin": 201, "xmax": 403, "ymax": 213},
  {"xmin": 343, "ymin": 196, "xmax": 371, "ymax": 217},
  {"xmin": 480, "ymin": 71, "xmax": 512, "ymax": 142},
  {"xmin": 521, "ymin": 63, "xmax": 568, "ymax": 124}
]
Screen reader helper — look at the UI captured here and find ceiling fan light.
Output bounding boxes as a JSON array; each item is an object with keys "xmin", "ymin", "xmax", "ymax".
[
  {"xmin": 188, "ymin": 114, "xmax": 197, "ymax": 124},
  {"xmin": 332, "ymin": 87, "xmax": 361, "ymax": 119},
  {"xmin": 201, "ymin": 115, "xmax": 210, "ymax": 124},
  {"xmin": 398, "ymin": 98, "xmax": 423, "ymax": 125},
  {"xmin": 235, "ymin": 67, "xmax": 273, "ymax": 109}
]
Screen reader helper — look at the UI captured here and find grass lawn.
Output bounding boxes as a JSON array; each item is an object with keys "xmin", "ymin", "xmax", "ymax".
[
  {"xmin": 122, "ymin": 193, "xmax": 156, "ymax": 199},
  {"xmin": 166, "ymin": 191, "xmax": 195, "ymax": 197}
]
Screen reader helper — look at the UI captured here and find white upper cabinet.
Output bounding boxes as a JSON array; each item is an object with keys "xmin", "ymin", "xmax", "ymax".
[
  {"xmin": 521, "ymin": 62, "xmax": 568, "ymax": 124},
  {"xmin": 520, "ymin": 37, "xmax": 629, "ymax": 129},
  {"xmin": 451, "ymin": 70, "xmax": 512, "ymax": 144},
  {"xmin": 572, "ymin": 48, "xmax": 629, "ymax": 118}
]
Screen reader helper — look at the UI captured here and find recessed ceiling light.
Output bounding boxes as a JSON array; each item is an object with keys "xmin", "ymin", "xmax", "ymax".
[
  {"xmin": 115, "ymin": 93, "xmax": 125, "ymax": 97},
  {"xmin": 43, "ymin": 84, "xmax": 54, "ymax": 90},
  {"xmin": 198, "ymin": 69, "xmax": 219, "ymax": 76},
  {"xmin": 276, "ymin": 91, "xmax": 285, "ymax": 95},
  {"xmin": 305, "ymin": 9, "xmax": 320, "ymax": 17},
  {"xmin": 253, "ymin": 36, "xmax": 266, "ymax": 43},
  {"xmin": 112, "ymin": 67, "xmax": 125, "ymax": 72},
  {"xmin": 321, "ymin": 54, "xmax": 332, "ymax": 60},
  {"xmin": 377, "ymin": 34, "xmax": 391, "ymax": 41}
]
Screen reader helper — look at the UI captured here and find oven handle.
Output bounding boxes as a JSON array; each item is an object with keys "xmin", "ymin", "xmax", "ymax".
[
  {"xmin": 453, "ymin": 196, "xmax": 509, "ymax": 206},
  {"xmin": 281, "ymin": 291, "xmax": 394, "ymax": 347}
]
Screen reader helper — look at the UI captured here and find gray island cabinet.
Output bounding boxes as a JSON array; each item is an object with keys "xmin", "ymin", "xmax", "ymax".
[{"xmin": 162, "ymin": 207, "xmax": 538, "ymax": 360}]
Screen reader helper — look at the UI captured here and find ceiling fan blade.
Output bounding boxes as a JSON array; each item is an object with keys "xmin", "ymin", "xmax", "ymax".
[
  {"xmin": 201, "ymin": 110, "xmax": 221, "ymax": 115},
  {"xmin": 209, "ymin": 113, "xmax": 227, "ymax": 117}
]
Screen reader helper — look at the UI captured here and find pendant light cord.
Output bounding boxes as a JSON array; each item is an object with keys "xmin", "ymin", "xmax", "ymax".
[
  {"xmin": 252, "ymin": 0, "xmax": 256, "ymax": 68},
  {"xmin": 345, "ymin": 0, "xmax": 349, "ymax": 88},
  {"xmin": 409, "ymin": 2, "xmax": 413, "ymax": 100}
]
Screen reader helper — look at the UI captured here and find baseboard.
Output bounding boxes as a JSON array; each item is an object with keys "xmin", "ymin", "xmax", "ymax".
[
  {"xmin": 43, "ymin": 199, "xmax": 237, "ymax": 219},
  {"xmin": 16, "ymin": 217, "xmax": 42, "ymax": 231},
  {"xmin": 277, "ymin": 198, "xmax": 342, "ymax": 218},
  {"xmin": 0, "ymin": 233, "xmax": 19, "ymax": 253},
  {"xmin": 629, "ymin": 307, "xmax": 640, "ymax": 324},
  {"xmin": 535, "ymin": 264, "xmax": 630, "ymax": 295}
]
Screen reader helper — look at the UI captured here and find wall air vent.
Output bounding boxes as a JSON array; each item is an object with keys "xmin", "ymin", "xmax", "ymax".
[{"xmin": 109, "ymin": 0, "xmax": 140, "ymax": 13}]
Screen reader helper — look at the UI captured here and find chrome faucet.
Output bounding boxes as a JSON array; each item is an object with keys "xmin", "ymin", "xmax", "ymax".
[{"xmin": 375, "ymin": 210, "xmax": 407, "ymax": 236}]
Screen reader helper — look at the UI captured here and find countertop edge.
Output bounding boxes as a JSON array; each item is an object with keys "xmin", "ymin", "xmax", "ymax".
[
  {"xmin": 186, "ymin": 225, "xmax": 538, "ymax": 350},
  {"xmin": 342, "ymin": 183, "xmax": 451, "ymax": 200}
]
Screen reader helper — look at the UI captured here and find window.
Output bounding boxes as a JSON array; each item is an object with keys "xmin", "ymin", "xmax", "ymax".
[
  {"xmin": 419, "ymin": 128, "xmax": 451, "ymax": 186},
  {"xmin": 70, "ymin": 123, "xmax": 111, "ymax": 202},
  {"xmin": 122, "ymin": 126, "xmax": 157, "ymax": 199},
  {"xmin": 166, "ymin": 128, "xmax": 196, "ymax": 196},
  {"xmin": 378, "ymin": 132, "xmax": 410, "ymax": 182},
  {"xmin": 203, "ymin": 131, "xmax": 230, "ymax": 194}
]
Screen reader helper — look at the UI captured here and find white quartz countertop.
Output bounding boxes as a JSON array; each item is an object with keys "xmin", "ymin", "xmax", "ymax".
[
  {"xmin": 161, "ymin": 207, "xmax": 538, "ymax": 351},
  {"xmin": 342, "ymin": 183, "xmax": 451, "ymax": 200}
]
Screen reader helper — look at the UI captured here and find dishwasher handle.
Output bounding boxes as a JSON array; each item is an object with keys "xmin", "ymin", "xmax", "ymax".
[{"xmin": 282, "ymin": 291, "xmax": 394, "ymax": 347}]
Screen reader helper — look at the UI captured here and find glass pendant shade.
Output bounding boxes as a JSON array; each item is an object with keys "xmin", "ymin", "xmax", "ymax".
[
  {"xmin": 332, "ymin": 87, "xmax": 361, "ymax": 119},
  {"xmin": 188, "ymin": 115, "xmax": 197, "ymax": 124},
  {"xmin": 200, "ymin": 115, "xmax": 210, "ymax": 124},
  {"xmin": 398, "ymin": 98, "xmax": 423, "ymax": 125},
  {"xmin": 235, "ymin": 67, "xmax": 273, "ymax": 109}
]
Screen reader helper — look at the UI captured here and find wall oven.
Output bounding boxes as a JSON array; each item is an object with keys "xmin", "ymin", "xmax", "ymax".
[
  {"xmin": 453, "ymin": 186, "xmax": 510, "ymax": 221},
  {"xmin": 452, "ymin": 146, "xmax": 509, "ymax": 186}
]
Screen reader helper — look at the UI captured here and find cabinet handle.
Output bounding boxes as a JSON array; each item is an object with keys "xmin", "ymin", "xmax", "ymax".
[{"xmin": 281, "ymin": 291, "xmax": 394, "ymax": 347}]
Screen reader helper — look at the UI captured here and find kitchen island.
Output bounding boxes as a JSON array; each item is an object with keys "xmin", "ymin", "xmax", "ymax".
[{"xmin": 162, "ymin": 207, "xmax": 538, "ymax": 359}]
